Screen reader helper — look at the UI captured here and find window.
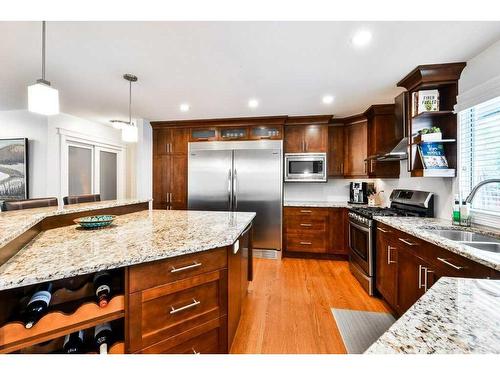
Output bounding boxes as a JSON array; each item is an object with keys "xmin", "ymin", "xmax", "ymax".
[{"xmin": 459, "ymin": 95, "xmax": 500, "ymax": 218}]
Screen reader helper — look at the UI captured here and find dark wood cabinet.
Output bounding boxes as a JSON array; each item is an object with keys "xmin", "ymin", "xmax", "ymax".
[
  {"xmin": 344, "ymin": 119, "xmax": 368, "ymax": 177},
  {"xmin": 376, "ymin": 222, "xmax": 495, "ymax": 315},
  {"xmin": 328, "ymin": 126, "xmax": 344, "ymax": 177},
  {"xmin": 375, "ymin": 226, "xmax": 398, "ymax": 308},
  {"xmin": 283, "ymin": 207, "xmax": 348, "ymax": 257},
  {"xmin": 152, "ymin": 127, "xmax": 189, "ymax": 210},
  {"xmin": 284, "ymin": 115, "xmax": 330, "ymax": 153}
]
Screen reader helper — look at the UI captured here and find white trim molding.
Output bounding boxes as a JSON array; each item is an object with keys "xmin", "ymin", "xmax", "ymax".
[{"xmin": 455, "ymin": 75, "xmax": 500, "ymax": 113}]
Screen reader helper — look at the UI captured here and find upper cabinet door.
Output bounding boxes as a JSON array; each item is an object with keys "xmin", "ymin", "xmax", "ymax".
[
  {"xmin": 169, "ymin": 128, "xmax": 189, "ymax": 154},
  {"xmin": 284, "ymin": 125, "xmax": 305, "ymax": 153},
  {"xmin": 344, "ymin": 121, "xmax": 368, "ymax": 177},
  {"xmin": 328, "ymin": 126, "xmax": 344, "ymax": 177},
  {"xmin": 190, "ymin": 128, "xmax": 218, "ymax": 142},
  {"xmin": 154, "ymin": 128, "xmax": 171, "ymax": 156},
  {"xmin": 303, "ymin": 125, "xmax": 328, "ymax": 153}
]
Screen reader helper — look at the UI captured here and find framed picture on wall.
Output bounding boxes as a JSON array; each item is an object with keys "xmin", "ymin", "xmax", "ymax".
[{"xmin": 0, "ymin": 138, "xmax": 29, "ymax": 202}]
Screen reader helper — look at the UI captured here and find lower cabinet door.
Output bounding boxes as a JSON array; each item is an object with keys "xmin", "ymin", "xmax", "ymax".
[
  {"xmin": 138, "ymin": 316, "xmax": 228, "ymax": 354},
  {"xmin": 375, "ymin": 232, "xmax": 398, "ymax": 308},
  {"xmin": 396, "ymin": 250, "xmax": 426, "ymax": 314}
]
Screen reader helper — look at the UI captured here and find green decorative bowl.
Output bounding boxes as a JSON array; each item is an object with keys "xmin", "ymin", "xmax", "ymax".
[{"xmin": 74, "ymin": 215, "xmax": 116, "ymax": 229}]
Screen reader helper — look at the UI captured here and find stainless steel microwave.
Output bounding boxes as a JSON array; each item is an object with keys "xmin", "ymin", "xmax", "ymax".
[{"xmin": 284, "ymin": 153, "xmax": 328, "ymax": 182}]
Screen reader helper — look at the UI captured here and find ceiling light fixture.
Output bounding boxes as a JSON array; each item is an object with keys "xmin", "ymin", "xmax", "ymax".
[
  {"xmin": 180, "ymin": 103, "xmax": 190, "ymax": 112},
  {"xmin": 352, "ymin": 30, "xmax": 372, "ymax": 47},
  {"xmin": 248, "ymin": 99, "xmax": 259, "ymax": 109},
  {"xmin": 28, "ymin": 21, "xmax": 60, "ymax": 116},
  {"xmin": 322, "ymin": 95, "xmax": 334, "ymax": 104},
  {"xmin": 110, "ymin": 74, "xmax": 138, "ymax": 143}
]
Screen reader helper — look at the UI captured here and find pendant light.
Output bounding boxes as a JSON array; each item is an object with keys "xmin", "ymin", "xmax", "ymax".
[
  {"xmin": 28, "ymin": 21, "xmax": 60, "ymax": 116},
  {"xmin": 117, "ymin": 74, "xmax": 138, "ymax": 143}
]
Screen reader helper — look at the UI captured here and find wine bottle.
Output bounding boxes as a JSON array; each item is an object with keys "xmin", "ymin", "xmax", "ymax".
[
  {"xmin": 94, "ymin": 323, "xmax": 113, "ymax": 354},
  {"xmin": 24, "ymin": 283, "xmax": 53, "ymax": 329},
  {"xmin": 63, "ymin": 331, "xmax": 84, "ymax": 354},
  {"xmin": 93, "ymin": 271, "xmax": 112, "ymax": 308}
]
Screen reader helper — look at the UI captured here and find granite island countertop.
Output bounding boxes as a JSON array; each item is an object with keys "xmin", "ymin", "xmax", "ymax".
[
  {"xmin": 365, "ymin": 277, "xmax": 500, "ymax": 354},
  {"xmin": 0, "ymin": 198, "xmax": 151, "ymax": 249},
  {"xmin": 0, "ymin": 210, "xmax": 255, "ymax": 291},
  {"xmin": 374, "ymin": 216, "xmax": 500, "ymax": 272}
]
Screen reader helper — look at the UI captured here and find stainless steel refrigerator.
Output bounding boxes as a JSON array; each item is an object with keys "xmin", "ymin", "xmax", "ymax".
[{"xmin": 188, "ymin": 140, "xmax": 282, "ymax": 252}]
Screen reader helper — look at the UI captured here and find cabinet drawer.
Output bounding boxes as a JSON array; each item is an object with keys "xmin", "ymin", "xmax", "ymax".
[
  {"xmin": 284, "ymin": 207, "xmax": 330, "ymax": 218},
  {"xmin": 285, "ymin": 214, "xmax": 328, "ymax": 232},
  {"xmin": 138, "ymin": 317, "xmax": 227, "ymax": 354},
  {"xmin": 285, "ymin": 233, "xmax": 328, "ymax": 253},
  {"xmin": 426, "ymin": 243, "xmax": 494, "ymax": 279},
  {"xmin": 128, "ymin": 270, "xmax": 227, "ymax": 351},
  {"xmin": 129, "ymin": 247, "xmax": 227, "ymax": 293}
]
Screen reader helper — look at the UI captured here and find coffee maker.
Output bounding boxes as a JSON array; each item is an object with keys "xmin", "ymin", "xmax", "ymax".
[{"xmin": 349, "ymin": 182, "xmax": 372, "ymax": 204}]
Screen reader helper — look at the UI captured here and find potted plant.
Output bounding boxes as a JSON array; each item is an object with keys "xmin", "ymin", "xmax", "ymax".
[{"xmin": 414, "ymin": 127, "xmax": 442, "ymax": 143}]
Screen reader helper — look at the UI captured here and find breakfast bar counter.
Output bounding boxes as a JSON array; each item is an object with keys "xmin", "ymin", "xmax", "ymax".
[{"xmin": 0, "ymin": 210, "xmax": 255, "ymax": 291}]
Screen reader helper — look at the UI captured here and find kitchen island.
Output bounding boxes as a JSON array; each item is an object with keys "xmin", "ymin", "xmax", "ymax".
[
  {"xmin": 365, "ymin": 277, "xmax": 500, "ymax": 354},
  {"xmin": 0, "ymin": 203, "xmax": 255, "ymax": 354}
]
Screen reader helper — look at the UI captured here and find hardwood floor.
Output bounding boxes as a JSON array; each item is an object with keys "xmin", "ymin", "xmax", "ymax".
[{"xmin": 230, "ymin": 258, "xmax": 391, "ymax": 354}]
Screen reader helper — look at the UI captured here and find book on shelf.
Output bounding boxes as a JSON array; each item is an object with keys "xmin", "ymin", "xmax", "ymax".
[
  {"xmin": 418, "ymin": 142, "xmax": 448, "ymax": 169},
  {"xmin": 412, "ymin": 89, "xmax": 440, "ymax": 116}
]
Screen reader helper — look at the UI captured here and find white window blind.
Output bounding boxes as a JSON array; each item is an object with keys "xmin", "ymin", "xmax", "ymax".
[{"xmin": 459, "ymin": 95, "xmax": 500, "ymax": 216}]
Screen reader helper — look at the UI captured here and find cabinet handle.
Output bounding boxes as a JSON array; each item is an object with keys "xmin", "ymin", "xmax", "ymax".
[
  {"xmin": 260, "ymin": 136, "xmax": 271, "ymax": 139},
  {"xmin": 364, "ymin": 161, "xmax": 367, "ymax": 173},
  {"xmin": 370, "ymin": 159, "xmax": 374, "ymax": 173},
  {"xmin": 399, "ymin": 238, "xmax": 418, "ymax": 246},
  {"xmin": 170, "ymin": 298, "xmax": 201, "ymax": 314},
  {"xmin": 300, "ymin": 210, "xmax": 312, "ymax": 213},
  {"xmin": 387, "ymin": 246, "xmax": 396, "ymax": 264},
  {"xmin": 340, "ymin": 162, "xmax": 344, "ymax": 174},
  {"xmin": 424, "ymin": 269, "xmax": 433, "ymax": 292},
  {"xmin": 437, "ymin": 257, "xmax": 463, "ymax": 270},
  {"xmin": 192, "ymin": 348, "xmax": 200, "ymax": 355},
  {"xmin": 377, "ymin": 227, "xmax": 391, "ymax": 233},
  {"xmin": 165, "ymin": 143, "xmax": 169, "ymax": 153},
  {"xmin": 418, "ymin": 265, "xmax": 425, "ymax": 289},
  {"xmin": 300, "ymin": 223, "xmax": 312, "ymax": 227},
  {"xmin": 300, "ymin": 241, "xmax": 312, "ymax": 245},
  {"xmin": 170, "ymin": 192, "xmax": 173, "ymax": 202},
  {"xmin": 170, "ymin": 261, "xmax": 202, "ymax": 273}
]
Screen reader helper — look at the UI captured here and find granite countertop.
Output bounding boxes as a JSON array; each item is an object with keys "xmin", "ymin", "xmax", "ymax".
[
  {"xmin": 284, "ymin": 200, "xmax": 356, "ymax": 208},
  {"xmin": 0, "ymin": 210, "xmax": 255, "ymax": 291},
  {"xmin": 0, "ymin": 199, "xmax": 151, "ymax": 249},
  {"xmin": 374, "ymin": 216, "xmax": 500, "ymax": 272},
  {"xmin": 365, "ymin": 277, "xmax": 500, "ymax": 354}
]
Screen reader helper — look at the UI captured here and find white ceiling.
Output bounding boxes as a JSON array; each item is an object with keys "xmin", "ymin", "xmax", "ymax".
[{"xmin": 1, "ymin": 21, "xmax": 500, "ymax": 124}]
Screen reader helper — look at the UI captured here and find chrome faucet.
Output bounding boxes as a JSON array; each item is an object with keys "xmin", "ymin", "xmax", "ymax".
[{"xmin": 465, "ymin": 179, "xmax": 500, "ymax": 204}]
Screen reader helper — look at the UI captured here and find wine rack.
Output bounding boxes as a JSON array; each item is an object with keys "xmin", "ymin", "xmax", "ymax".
[{"xmin": 0, "ymin": 269, "xmax": 126, "ymax": 354}]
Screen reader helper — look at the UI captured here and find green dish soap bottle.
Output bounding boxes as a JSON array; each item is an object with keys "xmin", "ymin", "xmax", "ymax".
[{"xmin": 452, "ymin": 195, "xmax": 461, "ymax": 225}]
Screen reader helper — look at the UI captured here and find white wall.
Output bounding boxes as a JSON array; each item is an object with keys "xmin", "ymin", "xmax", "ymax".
[
  {"xmin": 0, "ymin": 110, "xmax": 126, "ymax": 201},
  {"xmin": 0, "ymin": 110, "xmax": 48, "ymax": 198}
]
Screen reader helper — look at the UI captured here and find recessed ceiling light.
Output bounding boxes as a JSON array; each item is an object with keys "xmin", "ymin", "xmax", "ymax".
[
  {"xmin": 248, "ymin": 99, "xmax": 259, "ymax": 108},
  {"xmin": 352, "ymin": 30, "xmax": 372, "ymax": 47},
  {"xmin": 180, "ymin": 103, "xmax": 190, "ymax": 112},
  {"xmin": 322, "ymin": 95, "xmax": 334, "ymax": 104}
]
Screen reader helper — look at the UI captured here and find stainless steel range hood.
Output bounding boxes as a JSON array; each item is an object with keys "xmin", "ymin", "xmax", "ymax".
[
  {"xmin": 376, "ymin": 137, "xmax": 408, "ymax": 161},
  {"xmin": 375, "ymin": 91, "xmax": 408, "ymax": 161}
]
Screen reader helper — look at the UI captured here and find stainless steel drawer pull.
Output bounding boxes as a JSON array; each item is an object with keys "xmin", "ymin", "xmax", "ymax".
[
  {"xmin": 192, "ymin": 348, "xmax": 200, "ymax": 354},
  {"xmin": 170, "ymin": 298, "xmax": 201, "ymax": 314},
  {"xmin": 399, "ymin": 238, "xmax": 418, "ymax": 246},
  {"xmin": 437, "ymin": 257, "xmax": 463, "ymax": 270},
  {"xmin": 300, "ymin": 223, "xmax": 312, "ymax": 227},
  {"xmin": 170, "ymin": 262, "xmax": 202, "ymax": 273},
  {"xmin": 300, "ymin": 210, "xmax": 312, "ymax": 213},
  {"xmin": 300, "ymin": 241, "xmax": 312, "ymax": 245},
  {"xmin": 377, "ymin": 227, "xmax": 391, "ymax": 233}
]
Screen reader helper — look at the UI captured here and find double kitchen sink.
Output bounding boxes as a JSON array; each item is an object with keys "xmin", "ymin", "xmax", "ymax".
[{"xmin": 427, "ymin": 229, "xmax": 500, "ymax": 253}]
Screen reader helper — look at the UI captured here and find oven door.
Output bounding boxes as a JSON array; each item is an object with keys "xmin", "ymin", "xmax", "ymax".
[
  {"xmin": 284, "ymin": 153, "xmax": 327, "ymax": 182},
  {"xmin": 348, "ymin": 220, "xmax": 372, "ymax": 276}
]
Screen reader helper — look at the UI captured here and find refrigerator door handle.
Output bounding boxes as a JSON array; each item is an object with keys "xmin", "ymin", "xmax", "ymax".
[
  {"xmin": 233, "ymin": 169, "xmax": 238, "ymax": 211},
  {"xmin": 228, "ymin": 169, "xmax": 233, "ymax": 209}
]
